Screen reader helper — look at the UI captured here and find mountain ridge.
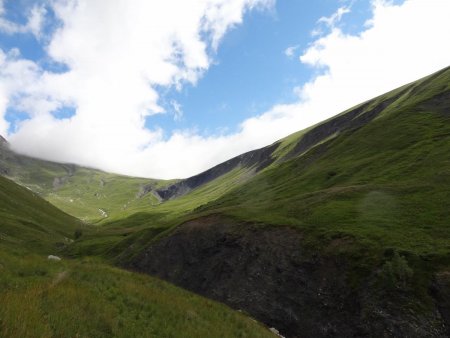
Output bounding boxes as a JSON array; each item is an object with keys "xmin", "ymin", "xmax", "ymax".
[{"xmin": 150, "ymin": 67, "xmax": 443, "ymax": 202}]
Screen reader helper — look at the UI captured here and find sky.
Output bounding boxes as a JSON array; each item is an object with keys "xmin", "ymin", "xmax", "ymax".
[{"xmin": 0, "ymin": 0, "xmax": 449, "ymax": 179}]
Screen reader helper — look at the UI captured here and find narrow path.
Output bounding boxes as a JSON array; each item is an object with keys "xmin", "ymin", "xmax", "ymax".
[{"xmin": 50, "ymin": 270, "xmax": 69, "ymax": 288}]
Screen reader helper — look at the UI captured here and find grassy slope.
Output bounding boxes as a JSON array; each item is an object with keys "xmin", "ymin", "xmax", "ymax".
[
  {"xmin": 95, "ymin": 66, "xmax": 450, "ymax": 306},
  {"xmin": 0, "ymin": 174, "xmax": 275, "ymax": 337},
  {"xmin": 0, "ymin": 175, "xmax": 85, "ymax": 253},
  {"xmin": 0, "ymin": 249, "xmax": 274, "ymax": 338},
  {"xmin": 201, "ymin": 67, "xmax": 450, "ymax": 255},
  {"xmin": 0, "ymin": 149, "xmax": 173, "ymax": 222},
  {"xmin": 87, "ymin": 68, "xmax": 448, "ymax": 259}
]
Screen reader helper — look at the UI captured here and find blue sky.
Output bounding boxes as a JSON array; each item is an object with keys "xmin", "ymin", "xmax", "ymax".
[
  {"xmin": 0, "ymin": 0, "xmax": 449, "ymax": 178},
  {"xmin": 152, "ymin": 0, "xmax": 375, "ymax": 137}
]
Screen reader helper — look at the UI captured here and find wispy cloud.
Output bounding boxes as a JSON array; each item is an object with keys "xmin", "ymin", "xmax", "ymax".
[
  {"xmin": 318, "ymin": 6, "xmax": 350, "ymax": 28},
  {"xmin": 0, "ymin": 1, "xmax": 46, "ymax": 38},
  {"xmin": 284, "ymin": 45, "xmax": 299, "ymax": 58},
  {"xmin": 170, "ymin": 100, "xmax": 183, "ymax": 122}
]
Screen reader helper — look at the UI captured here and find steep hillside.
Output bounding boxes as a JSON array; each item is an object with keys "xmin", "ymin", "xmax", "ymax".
[
  {"xmin": 0, "ymin": 159, "xmax": 276, "ymax": 338},
  {"xmin": 151, "ymin": 69, "xmax": 420, "ymax": 202},
  {"xmin": 0, "ymin": 175, "xmax": 85, "ymax": 253},
  {"xmin": 119, "ymin": 66, "xmax": 450, "ymax": 337}
]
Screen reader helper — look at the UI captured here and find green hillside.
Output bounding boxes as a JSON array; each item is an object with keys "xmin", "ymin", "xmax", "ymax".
[
  {"xmin": 203, "ymin": 66, "xmax": 450, "ymax": 254},
  {"xmin": 0, "ymin": 175, "xmax": 85, "ymax": 253},
  {"xmin": 108, "ymin": 66, "xmax": 450, "ymax": 337},
  {"xmin": 92, "ymin": 66, "xmax": 450, "ymax": 258},
  {"xmin": 0, "ymin": 250, "xmax": 275, "ymax": 338},
  {"xmin": 0, "ymin": 145, "xmax": 173, "ymax": 222},
  {"xmin": 0, "ymin": 169, "xmax": 276, "ymax": 337}
]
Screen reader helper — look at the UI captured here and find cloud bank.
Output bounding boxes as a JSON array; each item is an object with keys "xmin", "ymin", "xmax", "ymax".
[{"xmin": 1, "ymin": 0, "xmax": 450, "ymax": 179}]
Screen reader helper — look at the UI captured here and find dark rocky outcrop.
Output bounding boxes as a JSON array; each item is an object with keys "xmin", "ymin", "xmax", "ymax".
[
  {"xmin": 0, "ymin": 135, "xmax": 11, "ymax": 175},
  {"xmin": 154, "ymin": 142, "xmax": 280, "ymax": 200},
  {"xmin": 430, "ymin": 271, "xmax": 450, "ymax": 337},
  {"xmin": 0, "ymin": 135, "xmax": 7, "ymax": 147},
  {"xmin": 128, "ymin": 216, "xmax": 448, "ymax": 338},
  {"xmin": 285, "ymin": 88, "xmax": 409, "ymax": 160}
]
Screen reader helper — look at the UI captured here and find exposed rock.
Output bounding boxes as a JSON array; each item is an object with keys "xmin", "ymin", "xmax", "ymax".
[
  {"xmin": 0, "ymin": 135, "xmax": 10, "ymax": 175},
  {"xmin": 136, "ymin": 183, "xmax": 154, "ymax": 198},
  {"xmin": 0, "ymin": 135, "xmax": 7, "ymax": 148},
  {"xmin": 47, "ymin": 255, "xmax": 61, "ymax": 261},
  {"xmin": 98, "ymin": 208, "xmax": 108, "ymax": 218},
  {"xmin": 155, "ymin": 142, "xmax": 280, "ymax": 200},
  {"xmin": 128, "ymin": 215, "xmax": 448, "ymax": 338},
  {"xmin": 430, "ymin": 271, "xmax": 450, "ymax": 337},
  {"xmin": 53, "ymin": 177, "xmax": 67, "ymax": 189},
  {"xmin": 269, "ymin": 327, "xmax": 285, "ymax": 338},
  {"xmin": 285, "ymin": 89, "xmax": 409, "ymax": 160}
]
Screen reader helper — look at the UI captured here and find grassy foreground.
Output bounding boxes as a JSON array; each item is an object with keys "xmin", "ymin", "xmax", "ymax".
[
  {"xmin": 0, "ymin": 248, "xmax": 274, "ymax": 338},
  {"xmin": 0, "ymin": 175, "xmax": 275, "ymax": 337}
]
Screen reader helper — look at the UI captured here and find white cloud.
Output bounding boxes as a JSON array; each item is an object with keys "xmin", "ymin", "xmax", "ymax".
[
  {"xmin": 284, "ymin": 45, "xmax": 298, "ymax": 58},
  {"xmin": 26, "ymin": 5, "xmax": 47, "ymax": 38},
  {"xmin": 2, "ymin": 0, "xmax": 450, "ymax": 179},
  {"xmin": 317, "ymin": 5, "xmax": 350, "ymax": 28},
  {"xmin": 170, "ymin": 100, "xmax": 183, "ymax": 121},
  {"xmin": 1, "ymin": 0, "xmax": 273, "ymax": 178},
  {"xmin": 0, "ymin": 1, "xmax": 46, "ymax": 37}
]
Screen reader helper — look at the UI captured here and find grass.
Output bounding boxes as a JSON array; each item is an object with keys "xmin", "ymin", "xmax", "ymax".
[
  {"xmin": 0, "ymin": 151, "xmax": 174, "ymax": 222},
  {"xmin": 0, "ymin": 175, "xmax": 85, "ymax": 253},
  {"xmin": 0, "ymin": 175, "xmax": 275, "ymax": 337},
  {"xmin": 192, "ymin": 67, "xmax": 450, "ymax": 247},
  {"xmin": 0, "ymin": 248, "xmax": 275, "ymax": 338}
]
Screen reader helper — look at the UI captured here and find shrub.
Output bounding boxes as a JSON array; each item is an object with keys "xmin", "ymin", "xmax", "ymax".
[
  {"xmin": 74, "ymin": 229, "xmax": 83, "ymax": 240},
  {"xmin": 380, "ymin": 251, "xmax": 413, "ymax": 291}
]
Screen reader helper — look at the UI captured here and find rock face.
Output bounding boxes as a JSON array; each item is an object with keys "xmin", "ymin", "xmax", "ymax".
[
  {"xmin": 128, "ymin": 216, "xmax": 448, "ymax": 338},
  {"xmin": 0, "ymin": 135, "xmax": 11, "ymax": 175},
  {"xmin": 0, "ymin": 135, "xmax": 7, "ymax": 147},
  {"xmin": 154, "ymin": 142, "xmax": 280, "ymax": 200},
  {"xmin": 47, "ymin": 255, "xmax": 61, "ymax": 261},
  {"xmin": 285, "ymin": 89, "xmax": 408, "ymax": 160}
]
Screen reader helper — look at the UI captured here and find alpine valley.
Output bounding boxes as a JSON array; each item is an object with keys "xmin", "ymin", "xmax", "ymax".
[{"xmin": 1, "ymin": 67, "xmax": 449, "ymax": 337}]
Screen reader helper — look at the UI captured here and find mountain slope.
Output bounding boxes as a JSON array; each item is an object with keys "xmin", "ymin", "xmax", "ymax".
[
  {"xmin": 0, "ymin": 175, "xmax": 85, "ymax": 253},
  {"xmin": 0, "ymin": 155, "xmax": 276, "ymax": 338},
  {"xmin": 119, "ymin": 66, "xmax": 450, "ymax": 337},
  {"xmin": 0, "ymin": 142, "xmax": 171, "ymax": 222},
  {"xmin": 151, "ymin": 68, "xmax": 424, "ymax": 201}
]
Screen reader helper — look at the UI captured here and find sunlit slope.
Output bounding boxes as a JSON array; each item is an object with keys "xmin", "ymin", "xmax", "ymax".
[
  {"xmin": 105, "ymin": 66, "xmax": 450, "ymax": 262},
  {"xmin": 196, "ymin": 66, "xmax": 450, "ymax": 254},
  {"xmin": 0, "ymin": 144, "xmax": 171, "ymax": 222},
  {"xmin": 0, "ymin": 163, "xmax": 275, "ymax": 338}
]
